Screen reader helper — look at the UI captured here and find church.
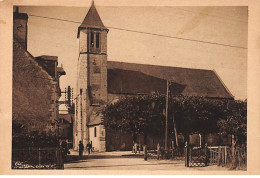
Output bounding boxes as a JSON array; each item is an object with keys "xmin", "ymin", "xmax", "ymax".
[{"xmin": 73, "ymin": 2, "xmax": 234, "ymax": 152}]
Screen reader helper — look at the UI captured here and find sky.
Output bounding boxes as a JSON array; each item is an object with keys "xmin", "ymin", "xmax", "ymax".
[{"xmin": 19, "ymin": 5, "xmax": 248, "ymax": 106}]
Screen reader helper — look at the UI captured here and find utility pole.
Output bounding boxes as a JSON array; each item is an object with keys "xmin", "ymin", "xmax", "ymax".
[
  {"xmin": 168, "ymin": 81, "xmax": 179, "ymax": 148},
  {"xmin": 165, "ymin": 80, "xmax": 169, "ymax": 152},
  {"xmin": 173, "ymin": 114, "xmax": 179, "ymax": 147}
]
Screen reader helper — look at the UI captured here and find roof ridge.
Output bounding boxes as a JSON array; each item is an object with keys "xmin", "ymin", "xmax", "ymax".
[{"xmin": 107, "ymin": 60, "xmax": 213, "ymax": 72}]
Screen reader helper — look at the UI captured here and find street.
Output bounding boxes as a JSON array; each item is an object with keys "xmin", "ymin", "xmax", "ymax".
[{"xmin": 64, "ymin": 150, "xmax": 230, "ymax": 171}]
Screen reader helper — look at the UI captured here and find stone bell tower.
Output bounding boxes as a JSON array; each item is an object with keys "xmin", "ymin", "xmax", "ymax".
[{"xmin": 74, "ymin": 1, "xmax": 108, "ymax": 149}]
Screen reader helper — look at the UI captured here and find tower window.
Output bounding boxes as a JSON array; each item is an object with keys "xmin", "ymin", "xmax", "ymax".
[
  {"xmin": 90, "ymin": 31, "xmax": 94, "ymax": 47},
  {"xmin": 96, "ymin": 33, "xmax": 100, "ymax": 48},
  {"xmin": 94, "ymin": 127, "xmax": 97, "ymax": 137}
]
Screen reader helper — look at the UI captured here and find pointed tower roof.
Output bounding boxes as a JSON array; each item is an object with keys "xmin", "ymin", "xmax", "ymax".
[
  {"xmin": 79, "ymin": 1, "xmax": 107, "ymax": 29},
  {"xmin": 77, "ymin": 1, "xmax": 108, "ymax": 38}
]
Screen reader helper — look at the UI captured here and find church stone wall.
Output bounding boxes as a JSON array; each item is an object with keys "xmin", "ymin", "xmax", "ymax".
[
  {"xmin": 79, "ymin": 30, "xmax": 87, "ymax": 53},
  {"xmin": 75, "ymin": 53, "xmax": 89, "ymax": 148},
  {"xmin": 74, "ymin": 30, "xmax": 108, "ymax": 149},
  {"xmin": 88, "ymin": 54, "xmax": 107, "ymax": 105},
  {"xmin": 100, "ymin": 30, "xmax": 107, "ymax": 54}
]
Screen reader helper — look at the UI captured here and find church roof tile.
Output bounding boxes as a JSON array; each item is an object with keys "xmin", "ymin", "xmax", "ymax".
[{"xmin": 107, "ymin": 61, "xmax": 234, "ymax": 99}]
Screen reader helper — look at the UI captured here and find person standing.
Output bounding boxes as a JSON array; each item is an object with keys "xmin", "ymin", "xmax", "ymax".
[
  {"xmin": 87, "ymin": 142, "xmax": 91, "ymax": 155},
  {"xmin": 90, "ymin": 141, "xmax": 93, "ymax": 154},
  {"xmin": 78, "ymin": 141, "xmax": 84, "ymax": 158},
  {"xmin": 61, "ymin": 140, "xmax": 70, "ymax": 161},
  {"xmin": 134, "ymin": 142, "xmax": 137, "ymax": 154},
  {"xmin": 137, "ymin": 143, "xmax": 141, "ymax": 154}
]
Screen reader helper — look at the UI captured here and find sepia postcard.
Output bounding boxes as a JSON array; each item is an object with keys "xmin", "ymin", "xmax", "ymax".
[{"xmin": 0, "ymin": 0, "xmax": 260, "ymax": 175}]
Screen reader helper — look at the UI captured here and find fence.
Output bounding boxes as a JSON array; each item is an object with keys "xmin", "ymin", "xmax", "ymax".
[
  {"xmin": 209, "ymin": 146, "xmax": 246, "ymax": 170},
  {"xmin": 184, "ymin": 145, "xmax": 246, "ymax": 169},
  {"xmin": 143, "ymin": 145, "xmax": 185, "ymax": 160},
  {"xmin": 189, "ymin": 147, "xmax": 208, "ymax": 167},
  {"xmin": 141, "ymin": 144, "xmax": 246, "ymax": 170},
  {"xmin": 208, "ymin": 146, "xmax": 228, "ymax": 166},
  {"xmin": 12, "ymin": 147, "xmax": 63, "ymax": 169}
]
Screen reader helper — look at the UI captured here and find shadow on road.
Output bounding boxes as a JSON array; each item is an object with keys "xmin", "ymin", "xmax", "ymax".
[
  {"xmin": 65, "ymin": 161, "xmax": 181, "ymax": 169},
  {"xmin": 65, "ymin": 154, "xmax": 146, "ymax": 163},
  {"xmin": 65, "ymin": 153, "xmax": 186, "ymax": 163},
  {"xmin": 64, "ymin": 155, "xmax": 90, "ymax": 163}
]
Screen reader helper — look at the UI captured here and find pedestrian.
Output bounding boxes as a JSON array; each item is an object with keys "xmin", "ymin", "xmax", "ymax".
[
  {"xmin": 138, "ymin": 144, "xmax": 142, "ymax": 153},
  {"xmin": 90, "ymin": 141, "xmax": 93, "ymax": 154},
  {"xmin": 157, "ymin": 143, "xmax": 160, "ymax": 152},
  {"xmin": 61, "ymin": 140, "xmax": 70, "ymax": 161},
  {"xmin": 157, "ymin": 143, "xmax": 161, "ymax": 160},
  {"xmin": 87, "ymin": 142, "xmax": 91, "ymax": 155},
  {"xmin": 78, "ymin": 141, "xmax": 84, "ymax": 158},
  {"xmin": 136, "ymin": 143, "xmax": 140, "ymax": 154},
  {"xmin": 134, "ymin": 142, "xmax": 137, "ymax": 154}
]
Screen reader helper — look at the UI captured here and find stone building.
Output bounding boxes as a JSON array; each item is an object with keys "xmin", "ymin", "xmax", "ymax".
[
  {"xmin": 74, "ymin": 3, "xmax": 234, "ymax": 151},
  {"xmin": 59, "ymin": 113, "xmax": 74, "ymax": 147},
  {"xmin": 13, "ymin": 10, "xmax": 65, "ymax": 133}
]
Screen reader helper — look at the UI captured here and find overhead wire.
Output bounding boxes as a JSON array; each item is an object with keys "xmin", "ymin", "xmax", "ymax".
[{"xmin": 28, "ymin": 14, "xmax": 247, "ymax": 50}]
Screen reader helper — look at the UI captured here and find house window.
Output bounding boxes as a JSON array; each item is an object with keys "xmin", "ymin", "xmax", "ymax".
[
  {"xmin": 94, "ymin": 127, "xmax": 97, "ymax": 137},
  {"xmin": 96, "ymin": 33, "xmax": 100, "ymax": 48},
  {"xmin": 90, "ymin": 31, "xmax": 94, "ymax": 47}
]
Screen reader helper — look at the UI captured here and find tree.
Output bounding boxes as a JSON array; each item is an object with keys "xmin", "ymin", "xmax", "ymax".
[
  {"xmin": 217, "ymin": 100, "xmax": 247, "ymax": 145},
  {"xmin": 170, "ymin": 96, "xmax": 230, "ymax": 142},
  {"xmin": 217, "ymin": 100, "xmax": 247, "ymax": 169},
  {"xmin": 102, "ymin": 93, "xmax": 233, "ymax": 145},
  {"xmin": 102, "ymin": 94, "xmax": 166, "ymax": 143}
]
